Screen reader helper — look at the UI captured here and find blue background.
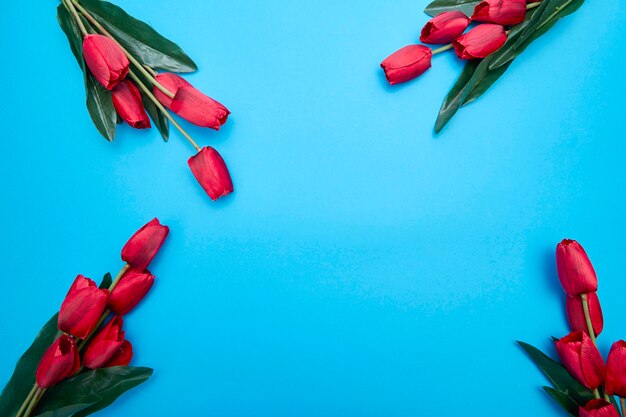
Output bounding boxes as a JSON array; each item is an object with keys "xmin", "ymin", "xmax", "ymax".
[{"xmin": 1, "ymin": 0, "xmax": 625, "ymax": 416}]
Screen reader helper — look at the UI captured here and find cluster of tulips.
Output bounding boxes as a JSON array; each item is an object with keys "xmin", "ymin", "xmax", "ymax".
[
  {"xmin": 380, "ymin": 0, "xmax": 539, "ymax": 84},
  {"xmin": 16, "ymin": 219, "xmax": 169, "ymax": 417},
  {"xmin": 62, "ymin": 0, "xmax": 233, "ymax": 201},
  {"xmin": 551, "ymin": 239, "xmax": 626, "ymax": 417}
]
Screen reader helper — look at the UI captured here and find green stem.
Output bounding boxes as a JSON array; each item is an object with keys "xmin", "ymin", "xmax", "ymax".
[
  {"xmin": 22, "ymin": 388, "xmax": 45, "ymax": 417},
  {"xmin": 581, "ymin": 293, "xmax": 597, "ymax": 345},
  {"xmin": 593, "ymin": 388, "xmax": 601, "ymax": 399},
  {"xmin": 620, "ymin": 398, "xmax": 626, "ymax": 416},
  {"xmin": 537, "ymin": 0, "xmax": 575, "ymax": 30},
  {"xmin": 432, "ymin": 44, "xmax": 453, "ymax": 55},
  {"xmin": 62, "ymin": 0, "xmax": 87, "ymax": 36},
  {"xmin": 526, "ymin": 2, "xmax": 541, "ymax": 10},
  {"xmin": 15, "ymin": 385, "xmax": 37, "ymax": 417}
]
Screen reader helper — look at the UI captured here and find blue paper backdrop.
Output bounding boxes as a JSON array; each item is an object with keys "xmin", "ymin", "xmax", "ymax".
[{"xmin": 1, "ymin": 0, "xmax": 625, "ymax": 416}]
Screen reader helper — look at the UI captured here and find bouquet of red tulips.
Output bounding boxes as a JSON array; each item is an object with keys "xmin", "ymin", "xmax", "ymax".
[
  {"xmin": 520, "ymin": 239, "xmax": 626, "ymax": 417},
  {"xmin": 57, "ymin": 0, "xmax": 234, "ymax": 202},
  {"xmin": 381, "ymin": 0, "xmax": 586, "ymax": 133},
  {"xmin": 0, "ymin": 219, "xmax": 169, "ymax": 417}
]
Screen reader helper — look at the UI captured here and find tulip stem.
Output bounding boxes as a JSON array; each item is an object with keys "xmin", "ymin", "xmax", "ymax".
[
  {"xmin": 581, "ymin": 293, "xmax": 598, "ymax": 345},
  {"xmin": 592, "ymin": 388, "xmax": 601, "ymax": 399},
  {"xmin": 526, "ymin": 2, "xmax": 542, "ymax": 10},
  {"xmin": 62, "ymin": 0, "xmax": 88, "ymax": 36},
  {"xmin": 620, "ymin": 398, "xmax": 626, "ymax": 416},
  {"xmin": 128, "ymin": 69, "xmax": 202, "ymax": 152},
  {"xmin": 15, "ymin": 385, "xmax": 38, "ymax": 417},
  {"xmin": 432, "ymin": 44, "xmax": 453, "ymax": 55},
  {"xmin": 537, "ymin": 0, "xmax": 575, "ymax": 30},
  {"xmin": 69, "ymin": 0, "xmax": 175, "ymax": 99},
  {"xmin": 22, "ymin": 388, "xmax": 45, "ymax": 417}
]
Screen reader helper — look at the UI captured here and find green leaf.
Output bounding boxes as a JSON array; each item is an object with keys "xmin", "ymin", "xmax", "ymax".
[
  {"xmin": 424, "ymin": 0, "xmax": 480, "ymax": 16},
  {"xmin": 0, "ymin": 314, "xmax": 61, "ymax": 417},
  {"xmin": 543, "ymin": 387, "xmax": 579, "ymax": 416},
  {"xmin": 141, "ymin": 93, "xmax": 169, "ymax": 141},
  {"xmin": 34, "ymin": 367, "xmax": 152, "ymax": 417},
  {"xmin": 462, "ymin": 59, "xmax": 512, "ymax": 105},
  {"xmin": 99, "ymin": 273, "xmax": 112, "ymax": 289},
  {"xmin": 434, "ymin": 60, "xmax": 479, "ymax": 133},
  {"xmin": 78, "ymin": 0, "xmax": 197, "ymax": 72}
]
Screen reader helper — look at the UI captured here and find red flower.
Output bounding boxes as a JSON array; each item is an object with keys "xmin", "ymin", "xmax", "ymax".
[
  {"xmin": 153, "ymin": 73, "xmax": 230, "ymax": 130},
  {"xmin": 566, "ymin": 293, "xmax": 603, "ymax": 336},
  {"xmin": 108, "ymin": 268, "xmax": 154, "ymax": 315},
  {"xmin": 555, "ymin": 331, "xmax": 604, "ymax": 389},
  {"xmin": 82, "ymin": 316, "xmax": 126, "ymax": 369},
  {"xmin": 421, "ymin": 11, "xmax": 470, "ymax": 44},
  {"xmin": 579, "ymin": 399, "xmax": 620, "ymax": 417},
  {"xmin": 35, "ymin": 335, "xmax": 80, "ymax": 388},
  {"xmin": 188, "ymin": 146, "xmax": 234, "ymax": 201},
  {"xmin": 605, "ymin": 341, "xmax": 626, "ymax": 397},
  {"xmin": 121, "ymin": 218, "xmax": 169, "ymax": 271},
  {"xmin": 104, "ymin": 340, "xmax": 133, "ymax": 367},
  {"xmin": 58, "ymin": 275, "xmax": 109, "ymax": 339},
  {"xmin": 453, "ymin": 24, "xmax": 507, "ymax": 59},
  {"xmin": 556, "ymin": 239, "xmax": 598, "ymax": 296},
  {"xmin": 472, "ymin": 0, "xmax": 527, "ymax": 25},
  {"xmin": 380, "ymin": 45, "xmax": 432, "ymax": 85},
  {"xmin": 82, "ymin": 34, "xmax": 129, "ymax": 90},
  {"xmin": 112, "ymin": 80, "xmax": 151, "ymax": 129}
]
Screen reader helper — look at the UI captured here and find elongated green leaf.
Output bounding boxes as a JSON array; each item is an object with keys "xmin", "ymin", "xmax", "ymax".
[
  {"xmin": 34, "ymin": 367, "xmax": 152, "ymax": 417},
  {"xmin": 543, "ymin": 387, "xmax": 579, "ymax": 416},
  {"xmin": 462, "ymin": 59, "xmax": 511, "ymax": 105},
  {"xmin": 78, "ymin": 0, "xmax": 197, "ymax": 72},
  {"xmin": 133, "ymin": 70, "xmax": 169, "ymax": 141},
  {"xmin": 0, "ymin": 315, "xmax": 60, "ymax": 417},
  {"xmin": 424, "ymin": 0, "xmax": 480, "ymax": 16},
  {"xmin": 99, "ymin": 272, "xmax": 112, "ymax": 289},
  {"xmin": 434, "ymin": 60, "xmax": 479, "ymax": 133}
]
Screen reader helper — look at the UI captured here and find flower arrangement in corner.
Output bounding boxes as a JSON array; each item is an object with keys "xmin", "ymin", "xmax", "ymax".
[
  {"xmin": 57, "ymin": 0, "xmax": 234, "ymax": 202},
  {"xmin": 520, "ymin": 239, "xmax": 626, "ymax": 417},
  {"xmin": 0, "ymin": 219, "xmax": 169, "ymax": 417},
  {"xmin": 380, "ymin": 0, "xmax": 586, "ymax": 133}
]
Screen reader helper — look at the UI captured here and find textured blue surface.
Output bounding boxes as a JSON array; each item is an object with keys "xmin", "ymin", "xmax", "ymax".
[{"xmin": 1, "ymin": 0, "xmax": 625, "ymax": 416}]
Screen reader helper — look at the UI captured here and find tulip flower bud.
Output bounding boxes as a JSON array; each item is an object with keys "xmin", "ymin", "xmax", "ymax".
[
  {"xmin": 555, "ymin": 331, "xmax": 604, "ymax": 389},
  {"xmin": 104, "ymin": 340, "xmax": 133, "ymax": 367},
  {"xmin": 472, "ymin": 0, "xmax": 527, "ymax": 25},
  {"xmin": 566, "ymin": 293, "xmax": 603, "ymax": 336},
  {"xmin": 556, "ymin": 239, "xmax": 598, "ymax": 296},
  {"xmin": 380, "ymin": 45, "xmax": 432, "ymax": 85},
  {"xmin": 579, "ymin": 399, "xmax": 620, "ymax": 417},
  {"xmin": 605, "ymin": 341, "xmax": 626, "ymax": 397},
  {"xmin": 188, "ymin": 146, "xmax": 234, "ymax": 201},
  {"xmin": 453, "ymin": 24, "xmax": 507, "ymax": 59},
  {"xmin": 153, "ymin": 73, "xmax": 230, "ymax": 130},
  {"xmin": 121, "ymin": 218, "xmax": 169, "ymax": 271},
  {"xmin": 112, "ymin": 80, "xmax": 151, "ymax": 129},
  {"xmin": 82, "ymin": 316, "xmax": 126, "ymax": 369},
  {"xmin": 58, "ymin": 275, "xmax": 109, "ymax": 339},
  {"xmin": 82, "ymin": 34, "xmax": 130, "ymax": 90},
  {"xmin": 108, "ymin": 268, "xmax": 154, "ymax": 315},
  {"xmin": 420, "ymin": 11, "xmax": 471, "ymax": 44},
  {"xmin": 35, "ymin": 334, "xmax": 80, "ymax": 388}
]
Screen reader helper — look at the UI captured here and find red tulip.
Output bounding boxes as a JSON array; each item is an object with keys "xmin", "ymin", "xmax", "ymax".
[
  {"xmin": 121, "ymin": 218, "xmax": 169, "ymax": 270},
  {"xmin": 104, "ymin": 340, "xmax": 133, "ymax": 367},
  {"xmin": 421, "ymin": 11, "xmax": 471, "ymax": 44},
  {"xmin": 82, "ymin": 34, "xmax": 129, "ymax": 90},
  {"xmin": 82, "ymin": 316, "xmax": 126, "ymax": 369},
  {"xmin": 35, "ymin": 335, "xmax": 80, "ymax": 388},
  {"xmin": 58, "ymin": 275, "xmax": 109, "ymax": 339},
  {"xmin": 112, "ymin": 80, "xmax": 151, "ymax": 129},
  {"xmin": 566, "ymin": 293, "xmax": 603, "ymax": 336},
  {"xmin": 188, "ymin": 146, "xmax": 234, "ymax": 201},
  {"xmin": 579, "ymin": 399, "xmax": 620, "ymax": 417},
  {"xmin": 605, "ymin": 341, "xmax": 626, "ymax": 397},
  {"xmin": 472, "ymin": 0, "xmax": 527, "ymax": 25},
  {"xmin": 153, "ymin": 73, "xmax": 230, "ymax": 130},
  {"xmin": 555, "ymin": 331, "xmax": 604, "ymax": 389},
  {"xmin": 556, "ymin": 239, "xmax": 598, "ymax": 296},
  {"xmin": 453, "ymin": 24, "xmax": 507, "ymax": 59},
  {"xmin": 380, "ymin": 45, "xmax": 432, "ymax": 85},
  {"xmin": 108, "ymin": 268, "xmax": 154, "ymax": 315}
]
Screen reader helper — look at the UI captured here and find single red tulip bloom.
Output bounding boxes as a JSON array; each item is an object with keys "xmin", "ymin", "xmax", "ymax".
[
  {"xmin": 579, "ymin": 399, "xmax": 620, "ymax": 417},
  {"xmin": 453, "ymin": 24, "xmax": 507, "ymax": 59},
  {"xmin": 121, "ymin": 218, "xmax": 169, "ymax": 271},
  {"xmin": 555, "ymin": 331, "xmax": 604, "ymax": 389},
  {"xmin": 104, "ymin": 340, "xmax": 133, "ymax": 367},
  {"xmin": 112, "ymin": 80, "xmax": 151, "ymax": 129},
  {"xmin": 108, "ymin": 268, "xmax": 154, "ymax": 315},
  {"xmin": 605, "ymin": 341, "xmax": 626, "ymax": 397},
  {"xmin": 58, "ymin": 275, "xmax": 109, "ymax": 339},
  {"xmin": 556, "ymin": 239, "xmax": 598, "ymax": 296},
  {"xmin": 566, "ymin": 293, "xmax": 603, "ymax": 336},
  {"xmin": 188, "ymin": 146, "xmax": 234, "ymax": 201},
  {"xmin": 35, "ymin": 334, "xmax": 80, "ymax": 388},
  {"xmin": 421, "ymin": 11, "xmax": 471, "ymax": 44},
  {"xmin": 380, "ymin": 45, "xmax": 432, "ymax": 85},
  {"xmin": 153, "ymin": 73, "xmax": 230, "ymax": 130},
  {"xmin": 83, "ymin": 315, "xmax": 126, "ymax": 369},
  {"xmin": 472, "ymin": 0, "xmax": 527, "ymax": 25},
  {"xmin": 82, "ymin": 34, "xmax": 129, "ymax": 90}
]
